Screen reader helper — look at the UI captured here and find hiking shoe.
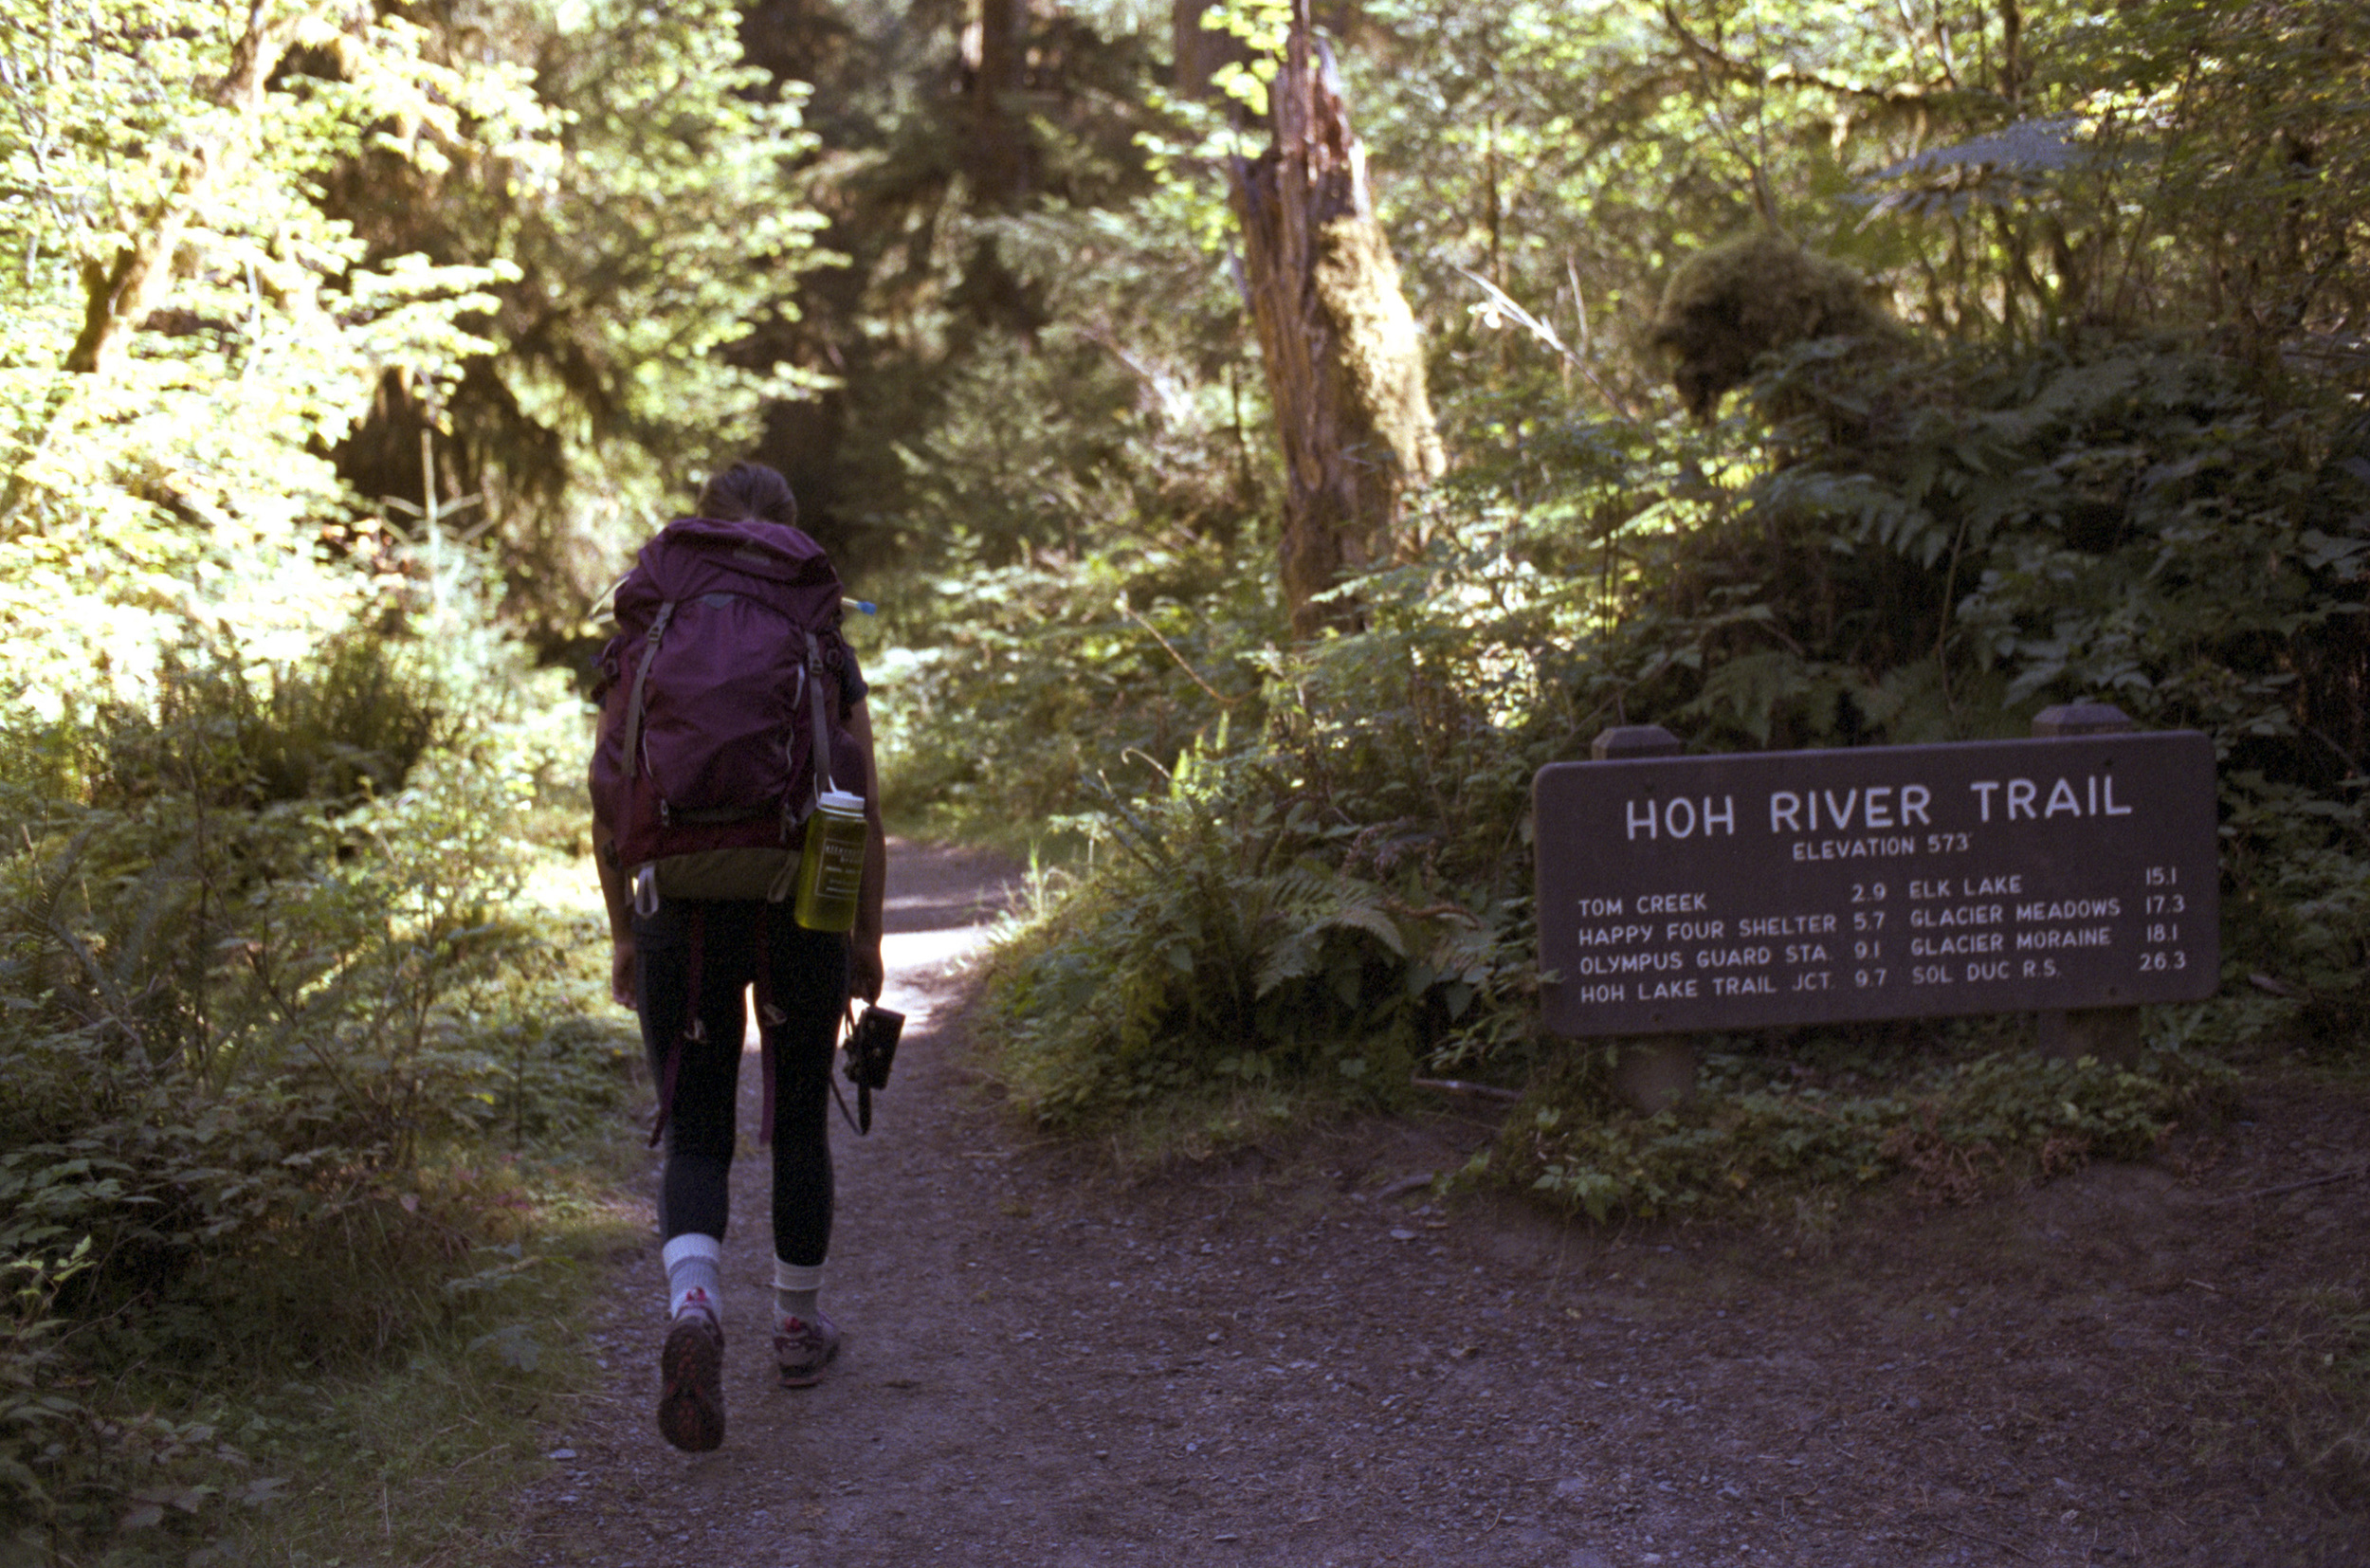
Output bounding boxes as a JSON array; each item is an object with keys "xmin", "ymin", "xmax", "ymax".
[
  {"xmin": 657, "ymin": 1306, "xmax": 725, "ymax": 1452},
  {"xmin": 774, "ymin": 1311, "xmax": 840, "ymax": 1388}
]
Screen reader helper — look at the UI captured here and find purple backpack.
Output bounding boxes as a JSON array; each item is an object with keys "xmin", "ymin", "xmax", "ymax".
[{"xmin": 590, "ymin": 517, "xmax": 864, "ymax": 904}]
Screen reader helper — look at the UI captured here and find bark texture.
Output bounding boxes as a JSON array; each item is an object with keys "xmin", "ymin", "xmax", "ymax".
[
  {"xmin": 967, "ymin": 0, "xmax": 1031, "ymax": 205},
  {"xmin": 1230, "ymin": 4, "xmax": 1441, "ymax": 638}
]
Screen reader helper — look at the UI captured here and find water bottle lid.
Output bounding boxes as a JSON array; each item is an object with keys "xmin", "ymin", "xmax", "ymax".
[{"xmin": 817, "ymin": 789, "xmax": 866, "ymax": 816}]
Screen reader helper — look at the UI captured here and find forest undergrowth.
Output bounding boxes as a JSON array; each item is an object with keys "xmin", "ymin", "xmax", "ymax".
[{"xmin": 0, "ymin": 611, "xmax": 640, "ymax": 1565}]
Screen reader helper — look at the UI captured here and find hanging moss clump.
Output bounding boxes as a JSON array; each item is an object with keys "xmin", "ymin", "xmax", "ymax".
[{"xmin": 1650, "ymin": 231, "xmax": 1898, "ymax": 418}]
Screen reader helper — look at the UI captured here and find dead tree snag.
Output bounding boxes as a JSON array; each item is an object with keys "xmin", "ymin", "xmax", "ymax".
[{"xmin": 1230, "ymin": 1, "xmax": 1441, "ymax": 638}]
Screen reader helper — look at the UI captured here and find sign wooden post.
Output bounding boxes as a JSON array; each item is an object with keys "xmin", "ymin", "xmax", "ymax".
[{"xmin": 1589, "ymin": 725, "xmax": 1694, "ymax": 1114}]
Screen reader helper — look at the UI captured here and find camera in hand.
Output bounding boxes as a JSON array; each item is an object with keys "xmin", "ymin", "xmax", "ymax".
[{"xmin": 844, "ymin": 1004, "xmax": 902, "ymax": 1091}]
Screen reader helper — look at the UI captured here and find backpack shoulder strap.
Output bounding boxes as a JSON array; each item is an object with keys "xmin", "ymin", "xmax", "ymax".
[{"xmin": 618, "ymin": 599, "xmax": 678, "ymax": 790}]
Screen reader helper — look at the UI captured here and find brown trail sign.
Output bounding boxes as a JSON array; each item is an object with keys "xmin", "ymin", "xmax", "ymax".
[{"xmin": 1533, "ymin": 730, "xmax": 2219, "ymax": 1039}]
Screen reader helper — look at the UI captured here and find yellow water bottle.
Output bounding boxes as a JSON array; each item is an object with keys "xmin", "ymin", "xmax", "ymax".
[{"xmin": 792, "ymin": 789, "xmax": 867, "ymax": 932}]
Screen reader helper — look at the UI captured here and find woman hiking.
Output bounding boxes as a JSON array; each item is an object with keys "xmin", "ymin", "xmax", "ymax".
[{"xmin": 590, "ymin": 460, "xmax": 887, "ymax": 1452}]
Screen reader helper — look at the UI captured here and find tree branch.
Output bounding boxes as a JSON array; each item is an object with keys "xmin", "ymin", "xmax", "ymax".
[{"xmin": 1656, "ymin": 2, "xmax": 1961, "ymax": 110}]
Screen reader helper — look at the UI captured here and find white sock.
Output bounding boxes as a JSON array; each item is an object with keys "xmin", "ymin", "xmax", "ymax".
[
  {"xmin": 774, "ymin": 1257, "xmax": 824, "ymax": 1324},
  {"xmin": 664, "ymin": 1233, "xmax": 723, "ymax": 1325}
]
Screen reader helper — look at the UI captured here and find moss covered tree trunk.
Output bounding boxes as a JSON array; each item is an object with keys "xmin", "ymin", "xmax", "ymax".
[{"xmin": 1230, "ymin": 0, "xmax": 1442, "ymax": 638}]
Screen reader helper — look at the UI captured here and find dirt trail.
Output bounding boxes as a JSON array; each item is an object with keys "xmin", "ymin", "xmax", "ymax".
[{"xmin": 500, "ymin": 844, "xmax": 2366, "ymax": 1568}]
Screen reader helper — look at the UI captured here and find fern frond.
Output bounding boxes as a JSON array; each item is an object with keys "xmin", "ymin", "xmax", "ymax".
[
  {"xmin": 1254, "ymin": 923, "xmax": 1324, "ymax": 998},
  {"xmin": 1322, "ymin": 901, "xmax": 1408, "ymax": 958}
]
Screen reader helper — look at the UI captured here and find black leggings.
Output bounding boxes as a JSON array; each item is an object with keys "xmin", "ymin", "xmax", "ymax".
[{"xmin": 633, "ymin": 900, "xmax": 848, "ymax": 1267}]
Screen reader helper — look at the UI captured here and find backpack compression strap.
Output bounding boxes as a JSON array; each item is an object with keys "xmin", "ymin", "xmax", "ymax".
[
  {"xmin": 759, "ymin": 639, "xmax": 844, "ymax": 903},
  {"xmin": 806, "ymin": 631, "xmax": 836, "ymax": 800}
]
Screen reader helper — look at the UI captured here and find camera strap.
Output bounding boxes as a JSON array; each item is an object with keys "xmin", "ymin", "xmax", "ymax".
[{"xmin": 827, "ymin": 1075, "xmax": 871, "ymax": 1137}]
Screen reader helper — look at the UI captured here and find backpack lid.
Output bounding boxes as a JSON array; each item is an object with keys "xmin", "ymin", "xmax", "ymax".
[
  {"xmin": 635, "ymin": 516, "xmax": 836, "ymax": 589},
  {"xmin": 621, "ymin": 525, "xmax": 844, "ymax": 604},
  {"xmin": 611, "ymin": 516, "xmax": 843, "ymax": 632}
]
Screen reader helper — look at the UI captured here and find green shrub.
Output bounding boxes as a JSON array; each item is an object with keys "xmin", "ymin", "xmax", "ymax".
[{"xmin": 977, "ymin": 743, "xmax": 1507, "ymax": 1128}]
